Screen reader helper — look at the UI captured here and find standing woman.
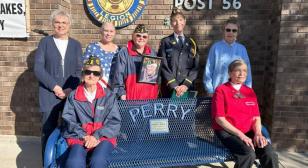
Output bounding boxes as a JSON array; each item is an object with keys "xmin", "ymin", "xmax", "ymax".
[
  {"xmin": 203, "ymin": 17, "xmax": 252, "ymax": 97},
  {"xmin": 212, "ymin": 60, "xmax": 278, "ymax": 168},
  {"xmin": 83, "ymin": 22, "xmax": 119, "ymax": 85},
  {"xmin": 158, "ymin": 7, "xmax": 199, "ymax": 98},
  {"xmin": 34, "ymin": 9, "xmax": 82, "ymax": 159},
  {"xmin": 110, "ymin": 24, "xmax": 159, "ymax": 100}
]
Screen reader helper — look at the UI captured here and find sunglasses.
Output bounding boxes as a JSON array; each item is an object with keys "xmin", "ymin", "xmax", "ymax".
[
  {"xmin": 83, "ymin": 70, "xmax": 101, "ymax": 77},
  {"xmin": 136, "ymin": 34, "xmax": 148, "ymax": 39},
  {"xmin": 225, "ymin": 28, "xmax": 238, "ymax": 33}
]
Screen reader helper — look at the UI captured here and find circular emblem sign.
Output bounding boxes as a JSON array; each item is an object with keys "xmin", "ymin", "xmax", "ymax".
[{"xmin": 85, "ymin": 0, "xmax": 147, "ymax": 28}]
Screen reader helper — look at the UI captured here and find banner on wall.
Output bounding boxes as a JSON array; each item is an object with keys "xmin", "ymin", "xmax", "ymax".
[
  {"xmin": 85, "ymin": 0, "xmax": 147, "ymax": 29},
  {"xmin": 0, "ymin": 0, "xmax": 28, "ymax": 38}
]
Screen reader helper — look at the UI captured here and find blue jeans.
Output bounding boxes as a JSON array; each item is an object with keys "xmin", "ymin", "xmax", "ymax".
[{"xmin": 65, "ymin": 141, "xmax": 114, "ymax": 168}]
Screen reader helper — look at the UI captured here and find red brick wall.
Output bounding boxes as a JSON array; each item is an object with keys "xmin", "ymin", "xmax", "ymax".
[
  {"xmin": 1, "ymin": 0, "xmax": 307, "ymax": 151},
  {"xmin": 272, "ymin": 0, "xmax": 308, "ymax": 152}
]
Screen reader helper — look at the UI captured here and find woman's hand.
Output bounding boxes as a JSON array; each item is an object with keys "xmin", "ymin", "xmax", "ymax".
[
  {"xmin": 175, "ymin": 85, "xmax": 188, "ymax": 97},
  {"xmin": 84, "ymin": 135, "xmax": 100, "ymax": 149},
  {"xmin": 120, "ymin": 95, "xmax": 126, "ymax": 100},
  {"xmin": 253, "ymin": 134, "xmax": 268, "ymax": 148},
  {"xmin": 238, "ymin": 133, "xmax": 255, "ymax": 150},
  {"xmin": 53, "ymin": 85, "xmax": 66, "ymax": 99}
]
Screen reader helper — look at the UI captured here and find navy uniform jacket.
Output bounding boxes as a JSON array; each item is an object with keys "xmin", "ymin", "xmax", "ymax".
[
  {"xmin": 158, "ymin": 34, "xmax": 199, "ymax": 97},
  {"xmin": 34, "ymin": 35, "xmax": 82, "ymax": 113}
]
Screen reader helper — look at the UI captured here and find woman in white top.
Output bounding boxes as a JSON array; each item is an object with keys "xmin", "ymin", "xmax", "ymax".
[{"xmin": 34, "ymin": 9, "xmax": 82, "ymax": 164}]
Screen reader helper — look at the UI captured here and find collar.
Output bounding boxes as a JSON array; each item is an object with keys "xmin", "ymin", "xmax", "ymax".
[
  {"xmin": 127, "ymin": 40, "xmax": 151, "ymax": 56},
  {"xmin": 230, "ymin": 82, "xmax": 242, "ymax": 91},
  {"xmin": 222, "ymin": 39, "xmax": 236, "ymax": 46},
  {"xmin": 75, "ymin": 82, "xmax": 106, "ymax": 102},
  {"xmin": 173, "ymin": 32, "xmax": 185, "ymax": 41}
]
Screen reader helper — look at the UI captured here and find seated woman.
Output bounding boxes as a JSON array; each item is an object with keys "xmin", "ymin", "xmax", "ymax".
[
  {"xmin": 211, "ymin": 59, "xmax": 278, "ymax": 168},
  {"xmin": 62, "ymin": 56, "xmax": 121, "ymax": 168}
]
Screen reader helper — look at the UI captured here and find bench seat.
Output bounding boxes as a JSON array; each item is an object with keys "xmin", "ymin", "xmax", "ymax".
[
  {"xmin": 44, "ymin": 98, "xmax": 268, "ymax": 168},
  {"xmin": 109, "ymin": 137, "xmax": 232, "ymax": 168}
]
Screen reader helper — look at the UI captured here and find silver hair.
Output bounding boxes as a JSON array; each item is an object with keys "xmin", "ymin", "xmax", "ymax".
[
  {"xmin": 228, "ymin": 59, "xmax": 247, "ymax": 73},
  {"xmin": 50, "ymin": 9, "xmax": 71, "ymax": 25}
]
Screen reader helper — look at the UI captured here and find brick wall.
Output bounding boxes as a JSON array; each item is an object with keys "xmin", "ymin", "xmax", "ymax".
[
  {"xmin": 272, "ymin": 0, "xmax": 308, "ymax": 152},
  {"xmin": 1, "ymin": 0, "xmax": 306, "ymax": 151}
]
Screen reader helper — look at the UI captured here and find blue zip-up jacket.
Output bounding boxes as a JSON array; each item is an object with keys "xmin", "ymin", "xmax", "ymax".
[{"xmin": 62, "ymin": 83, "xmax": 121, "ymax": 146}]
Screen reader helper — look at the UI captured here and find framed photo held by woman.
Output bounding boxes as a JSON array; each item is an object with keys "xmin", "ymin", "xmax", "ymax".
[{"xmin": 138, "ymin": 55, "xmax": 162, "ymax": 84}]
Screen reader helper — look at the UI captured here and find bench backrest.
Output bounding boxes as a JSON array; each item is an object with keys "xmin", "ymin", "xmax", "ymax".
[{"xmin": 117, "ymin": 98, "xmax": 197, "ymax": 141}]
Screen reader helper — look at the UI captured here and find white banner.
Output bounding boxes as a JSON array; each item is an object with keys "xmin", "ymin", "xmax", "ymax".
[{"xmin": 0, "ymin": 0, "xmax": 28, "ymax": 38}]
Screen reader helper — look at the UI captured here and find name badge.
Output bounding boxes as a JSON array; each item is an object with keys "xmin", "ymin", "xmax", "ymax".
[
  {"xmin": 96, "ymin": 105, "xmax": 105, "ymax": 110},
  {"xmin": 245, "ymin": 102, "xmax": 256, "ymax": 106}
]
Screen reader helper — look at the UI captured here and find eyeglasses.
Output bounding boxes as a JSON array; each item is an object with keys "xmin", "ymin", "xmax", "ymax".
[
  {"xmin": 54, "ymin": 21, "xmax": 69, "ymax": 25},
  {"xmin": 225, "ymin": 28, "xmax": 238, "ymax": 33},
  {"xmin": 83, "ymin": 70, "xmax": 101, "ymax": 77},
  {"xmin": 136, "ymin": 34, "xmax": 148, "ymax": 39}
]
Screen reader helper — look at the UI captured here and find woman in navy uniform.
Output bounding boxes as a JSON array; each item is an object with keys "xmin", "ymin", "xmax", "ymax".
[{"xmin": 158, "ymin": 7, "xmax": 199, "ymax": 98}]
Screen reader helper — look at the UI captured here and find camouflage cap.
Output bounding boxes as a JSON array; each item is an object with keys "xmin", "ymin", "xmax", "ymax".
[
  {"xmin": 134, "ymin": 24, "xmax": 148, "ymax": 33},
  {"xmin": 83, "ymin": 55, "xmax": 101, "ymax": 66}
]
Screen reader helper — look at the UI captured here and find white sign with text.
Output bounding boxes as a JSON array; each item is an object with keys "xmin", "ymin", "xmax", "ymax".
[{"xmin": 0, "ymin": 0, "xmax": 28, "ymax": 38}]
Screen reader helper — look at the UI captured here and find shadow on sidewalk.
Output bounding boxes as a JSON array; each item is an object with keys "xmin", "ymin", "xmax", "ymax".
[{"xmin": 10, "ymin": 50, "xmax": 42, "ymax": 167}]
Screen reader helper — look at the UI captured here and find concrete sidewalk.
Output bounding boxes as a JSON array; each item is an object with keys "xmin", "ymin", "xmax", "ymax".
[{"xmin": 0, "ymin": 135, "xmax": 307, "ymax": 168}]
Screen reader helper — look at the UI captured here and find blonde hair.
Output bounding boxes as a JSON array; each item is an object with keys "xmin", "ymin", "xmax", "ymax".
[{"xmin": 100, "ymin": 22, "xmax": 116, "ymax": 33}]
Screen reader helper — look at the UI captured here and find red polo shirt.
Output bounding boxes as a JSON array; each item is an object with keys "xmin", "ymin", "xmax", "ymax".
[{"xmin": 211, "ymin": 82, "xmax": 260, "ymax": 133}]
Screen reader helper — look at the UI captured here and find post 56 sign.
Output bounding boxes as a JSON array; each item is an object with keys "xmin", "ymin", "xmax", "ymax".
[{"xmin": 175, "ymin": 0, "xmax": 241, "ymax": 10}]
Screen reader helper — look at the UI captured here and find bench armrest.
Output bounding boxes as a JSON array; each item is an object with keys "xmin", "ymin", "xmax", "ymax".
[
  {"xmin": 44, "ymin": 128, "xmax": 61, "ymax": 168},
  {"xmin": 261, "ymin": 125, "xmax": 271, "ymax": 144}
]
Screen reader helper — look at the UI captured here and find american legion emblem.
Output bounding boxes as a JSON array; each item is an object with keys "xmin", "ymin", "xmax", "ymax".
[{"xmin": 85, "ymin": 0, "xmax": 147, "ymax": 28}]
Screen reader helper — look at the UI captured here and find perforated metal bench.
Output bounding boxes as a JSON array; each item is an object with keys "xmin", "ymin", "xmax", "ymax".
[{"xmin": 44, "ymin": 98, "xmax": 269, "ymax": 168}]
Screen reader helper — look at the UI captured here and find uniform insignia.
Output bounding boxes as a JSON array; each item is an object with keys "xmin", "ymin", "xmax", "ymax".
[
  {"xmin": 171, "ymin": 41, "xmax": 176, "ymax": 45},
  {"xmin": 189, "ymin": 37, "xmax": 197, "ymax": 57},
  {"xmin": 191, "ymin": 48, "xmax": 195, "ymax": 55}
]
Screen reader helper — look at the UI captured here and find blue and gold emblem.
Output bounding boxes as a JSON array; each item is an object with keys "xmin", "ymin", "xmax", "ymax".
[{"xmin": 85, "ymin": 0, "xmax": 147, "ymax": 28}]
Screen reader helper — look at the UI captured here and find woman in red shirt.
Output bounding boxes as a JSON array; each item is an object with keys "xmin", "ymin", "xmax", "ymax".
[{"xmin": 212, "ymin": 59, "xmax": 278, "ymax": 168}]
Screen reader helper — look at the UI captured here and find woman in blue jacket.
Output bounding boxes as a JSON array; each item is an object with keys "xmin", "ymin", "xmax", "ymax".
[{"xmin": 62, "ymin": 56, "xmax": 121, "ymax": 168}]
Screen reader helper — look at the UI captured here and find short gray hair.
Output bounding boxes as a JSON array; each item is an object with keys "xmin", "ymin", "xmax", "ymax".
[
  {"xmin": 228, "ymin": 59, "xmax": 247, "ymax": 73},
  {"xmin": 50, "ymin": 9, "xmax": 71, "ymax": 25}
]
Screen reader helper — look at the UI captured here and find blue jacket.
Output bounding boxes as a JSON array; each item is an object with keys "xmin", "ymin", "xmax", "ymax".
[
  {"xmin": 109, "ymin": 40, "xmax": 159, "ymax": 100},
  {"xmin": 62, "ymin": 83, "xmax": 121, "ymax": 146},
  {"xmin": 34, "ymin": 35, "xmax": 82, "ymax": 113},
  {"xmin": 203, "ymin": 40, "xmax": 252, "ymax": 94}
]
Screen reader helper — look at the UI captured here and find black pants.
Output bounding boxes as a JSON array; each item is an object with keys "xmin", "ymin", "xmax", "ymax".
[{"xmin": 215, "ymin": 130, "xmax": 278, "ymax": 168}]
